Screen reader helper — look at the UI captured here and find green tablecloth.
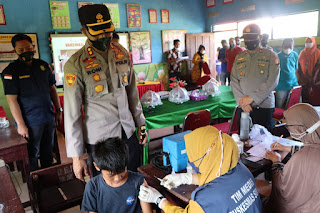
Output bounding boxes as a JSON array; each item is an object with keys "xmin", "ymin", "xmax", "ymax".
[{"xmin": 143, "ymin": 86, "xmax": 236, "ymax": 130}]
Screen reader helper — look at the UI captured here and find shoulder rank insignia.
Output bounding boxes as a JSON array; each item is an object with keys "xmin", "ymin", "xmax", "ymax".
[
  {"xmin": 123, "ymin": 74, "xmax": 127, "ymax": 83},
  {"xmin": 93, "ymin": 73, "xmax": 101, "ymax": 82},
  {"xmin": 40, "ymin": 65, "xmax": 46, "ymax": 71},
  {"xmin": 95, "ymin": 84, "xmax": 104, "ymax": 93},
  {"xmin": 66, "ymin": 73, "xmax": 76, "ymax": 87},
  {"xmin": 87, "ymin": 47, "xmax": 94, "ymax": 56},
  {"xmin": 237, "ymin": 57, "xmax": 245, "ymax": 61}
]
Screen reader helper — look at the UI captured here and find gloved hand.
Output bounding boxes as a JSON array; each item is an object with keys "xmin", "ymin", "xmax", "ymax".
[
  {"xmin": 139, "ymin": 185, "xmax": 164, "ymax": 208},
  {"xmin": 161, "ymin": 173, "xmax": 193, "ymax": 190}
]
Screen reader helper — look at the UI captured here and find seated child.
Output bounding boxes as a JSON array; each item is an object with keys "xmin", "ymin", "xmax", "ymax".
[{"xmin": 81, "ymin": 138, "xmax": 152, "ymax": 213}]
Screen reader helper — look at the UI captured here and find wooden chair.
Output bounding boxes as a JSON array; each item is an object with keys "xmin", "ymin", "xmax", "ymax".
[
  {"xmin": 273, "ymin": 86, "xmax": 302, "ymax": 121},
  {"xmin": 29, "ymin": 162, "xmax": 87, "ymax": 213},
  {"xmin": 182, "ymin": 109, "xmax": 211, "ymax": 131},
  {"xmin": 212, "ymin": 106, "xmax": 240, "ymax": 135}
]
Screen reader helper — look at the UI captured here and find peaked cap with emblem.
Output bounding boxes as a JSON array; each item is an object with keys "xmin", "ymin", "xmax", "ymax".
[
  {"xmin": 241, "ymin": 24, "xmax": 261, "ymax": 41},
  {"xmin": 78, "ymin": 4, "xmax": 115, "ymax": 36}
]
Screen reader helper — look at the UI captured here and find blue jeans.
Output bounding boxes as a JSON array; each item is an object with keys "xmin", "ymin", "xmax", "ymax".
[
  {"xmin": 275, "ymin": 90, "xmax": 290, "ymax": 108},
  {"xmin": 27, "ymin": 120, "xmax": 55, "ymax": 171},
  {"xmin": 220, "ymin": 71, "xmax": 228, "ymax": 86}
]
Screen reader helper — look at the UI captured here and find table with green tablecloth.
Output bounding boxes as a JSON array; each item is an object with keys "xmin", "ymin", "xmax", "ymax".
[{"xmin": 143, "ymin": 86, "xmax": 236, "ymax": 129}]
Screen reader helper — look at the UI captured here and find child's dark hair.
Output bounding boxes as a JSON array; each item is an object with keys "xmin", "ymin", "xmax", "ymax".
[
  {"xmin": 174, "ymin": 39, "xmax": 180, "ymax": 45},
  {"xmin": 93, "ymin": 138, "xmax": 128, "ymax": 174},
  {"xmin": 113, "ymin": 32, "xmax": 119, "ymax": 39},
  {"xmin": 11, "ymin": 33, "xmax": 32, "ymax": 48}
]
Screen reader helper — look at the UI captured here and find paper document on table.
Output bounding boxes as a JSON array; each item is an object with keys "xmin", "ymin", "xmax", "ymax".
[
  {"xmin": 272, "ymin": 136, "xmax": 303, "ymax": 147},
  {"xmin": 177, "ymin": 56, "xmax": 189, "ymax": 63},
  {"xmin": 247, "ymin": 142, "xmax": 271, "ymax": 158},
  {"xmin": 246, "ymin": 156, "xmax": 264, "ymax": 162}
]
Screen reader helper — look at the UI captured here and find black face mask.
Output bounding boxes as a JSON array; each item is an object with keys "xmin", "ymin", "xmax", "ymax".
[
  {"xmin": 89, "ymin": 37, "xmax": 112, "ymax": 51},
  {"xmin": 245, "ymin": 40, "xmax": 260, "ymax": 50},
  {"xmin": 19, "ymin": 51, "xmax": 34, "ymax": 63},
  {"xmin": 230, "ymin": 44, "xmax": 235, "ymax": 48},
  {"xmin": 261, "ymin": 41, "xmax": 268, "ymax": 47}
]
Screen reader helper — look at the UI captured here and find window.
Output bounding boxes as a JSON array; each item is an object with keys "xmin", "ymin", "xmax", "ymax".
[
  {"xmin": 212, "ymin": 11, "xmax": 319, "ymax": 44},
  {"xmin": 272, "ymin": 11, "xmax": 318, "ymax": 39}
]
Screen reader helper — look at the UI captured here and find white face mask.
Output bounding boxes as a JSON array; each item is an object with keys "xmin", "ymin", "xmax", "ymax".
[
  {"xmin": 201, "ymin": 51, "xmax": 205, "ymax": 54},
  {"xmin": 305, "ymin": 43, "xmax": 313, "ymax": 49},
  {"xmin": 289, "ymin": 120, "xmax": 320, "ymax": 141},
  {"xmin": 283, "ymin": 48, "xmax": 292, "ymax": 55}
]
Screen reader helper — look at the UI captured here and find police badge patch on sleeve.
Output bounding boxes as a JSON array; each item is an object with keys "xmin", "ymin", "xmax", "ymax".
[{"xmin": 66, "ymin": 73, "xmax": 76, "ymax": 87}]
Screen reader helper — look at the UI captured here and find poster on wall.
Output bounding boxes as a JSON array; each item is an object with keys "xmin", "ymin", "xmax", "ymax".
[
  {"xmin": 127, "ymin": 4, "xmax": 142, "ymax": 28},
  {"xmin": 129, "ymin": 31, "xmax": 152, "ymax": 64},
  {"xmin": 149, "ymin": 9, "xmax": 157, "ymax": 23},
  {"xmin": 161, "ymin": 10, "xmax": 170, "ymax": 23},
  {"xmin": 241, "ymin": 5, "xmax": 256, "ymax": 12},
  {"xmin": 50, "ymin": 1, "xmax": 71, "ymax": 29},
  {"xmin": 223, "ymin": 0, "xmax": 233, "ymax": 4},
  {"xmin": 0, "ymin": 5, "xmax": 6, "ymax": 25},
  {"xmin": 285, "ymin": 0, "xmax": 304, "ymax": 4},
  {"xmin": 50, "ymin": 34, "xmax": 87, "ymax": 86},
  {"xmin": 206, "ymin": 0, "xmax": 216, "ymax": 8},
  {"xmin": 103, "ymin": 3, "xmax": 120, "ymax": 28},
  {"xmin": 0, "ymin": 33, "xmax": 39, "ymax": 61},
  {"xmin": 78, "ymin": 2, "xmax": 93, "ymax": 8},
  {"xmin": 162, "ymin": 30, "xmax": 187, "ymax": 53}
]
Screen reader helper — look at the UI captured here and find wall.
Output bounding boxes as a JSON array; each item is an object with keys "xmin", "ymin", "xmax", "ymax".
[
  {"xmin": 0, "ymin": 0, "xmax": 206, "ymax": 119},
  {"xmin": 205, "ymin": 0, "xmax": 320, "ymax": 36}
]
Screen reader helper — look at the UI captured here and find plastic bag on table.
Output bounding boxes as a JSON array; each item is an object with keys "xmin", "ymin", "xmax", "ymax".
[
  {"xmin": 168, "ymin": 86, "xmax": 190, "ymax": 104},
  {"xmin": 141, "ymin": 90, "xmax": 163, "ymax": 108}
]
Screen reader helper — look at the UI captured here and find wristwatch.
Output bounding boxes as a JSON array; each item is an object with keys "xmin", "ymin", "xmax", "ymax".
[
  {"xmin": 58, "ymin": 108, "xmax": 63, "ymax": 112},
  {"xmin": 156, "ymin": 196, "xmax": 165, "ymax": 207}
]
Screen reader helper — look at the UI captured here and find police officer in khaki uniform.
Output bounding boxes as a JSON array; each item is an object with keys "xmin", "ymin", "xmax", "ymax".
[
  {"xmin": 64, "ymin": 4, "xmax": 147, "ymax": 180},
  {"xmin": 231, "ymin": 24, "xmax": 280, "ymax": 132}
]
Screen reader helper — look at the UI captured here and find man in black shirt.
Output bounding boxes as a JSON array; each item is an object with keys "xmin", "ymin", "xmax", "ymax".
[{"xmin": 1, "ymin": 34, "xmax": 62, "ymax": 171}]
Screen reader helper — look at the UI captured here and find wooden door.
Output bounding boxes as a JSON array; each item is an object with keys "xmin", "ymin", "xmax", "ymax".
[{"xmin": 186, "ymin": 33, "xmax": 216, "ymax": 77}]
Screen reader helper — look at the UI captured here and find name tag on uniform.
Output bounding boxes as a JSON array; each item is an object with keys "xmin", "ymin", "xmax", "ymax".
[
  {"xmin": 19, "ymin": 75, "xmax": 30, "ymax": 79},
  {"xmin": 258, "ymin": 63, "xmax": 266, "ymax": 67},
  {"xmin": 237, "ymin": 57, "xmax": 245, "ymax": 61}
]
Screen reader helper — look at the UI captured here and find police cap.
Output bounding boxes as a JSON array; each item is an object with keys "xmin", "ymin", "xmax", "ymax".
[
  {"xmin": 241, "ymin": 24, "xmax": 261, "ymax": 41},
  {"xmin": 78, "ymin": 4, "xmax": 115, "ymax": 36}
]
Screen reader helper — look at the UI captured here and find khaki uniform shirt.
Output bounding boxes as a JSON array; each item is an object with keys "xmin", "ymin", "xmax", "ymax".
[
  {"xmin": 231, "ymin": 48, "xmax": 280, "ymax": 108},
  {"xmin": 64, "ymin": 40, "xmax": 145, "ymax": 157}
]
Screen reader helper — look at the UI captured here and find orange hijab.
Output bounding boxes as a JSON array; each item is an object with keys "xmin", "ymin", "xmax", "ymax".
[{"xmin": 298, "ymin": 37, "xmax": 320, "ymax": 76}]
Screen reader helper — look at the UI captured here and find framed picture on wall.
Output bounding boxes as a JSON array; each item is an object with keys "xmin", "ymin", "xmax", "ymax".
[
  {"xmin": 0, "ymin": 33, "xmax": 39, "ymax": 61},
  {"xmin": 162, "ymin": 30, "xmax": 187, "ymax": 53},
  {"xmin": 127, "ymin": 4, "xmax": 142, "ymax": 28},
  {"xmin": 129, "ymin": 31, "xmax": 152, "ymax": 64},
  {"xmin": 161, "ymin": 10, "xmax": 170, "ymax": 23},
  {"xmin": 223, "ymin": 0, "xmax": 233, "ymax": 4},
  {"xmin": 206, "ymin": 0, "xmax": 216, "ymax": 8},
  {"xmin": 149, "ymin": 9, "xmax": 157, "ymax": 23},
  {"xmin": 0, "ymin": 5, "xmax": 6, "ymax": 25}
]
